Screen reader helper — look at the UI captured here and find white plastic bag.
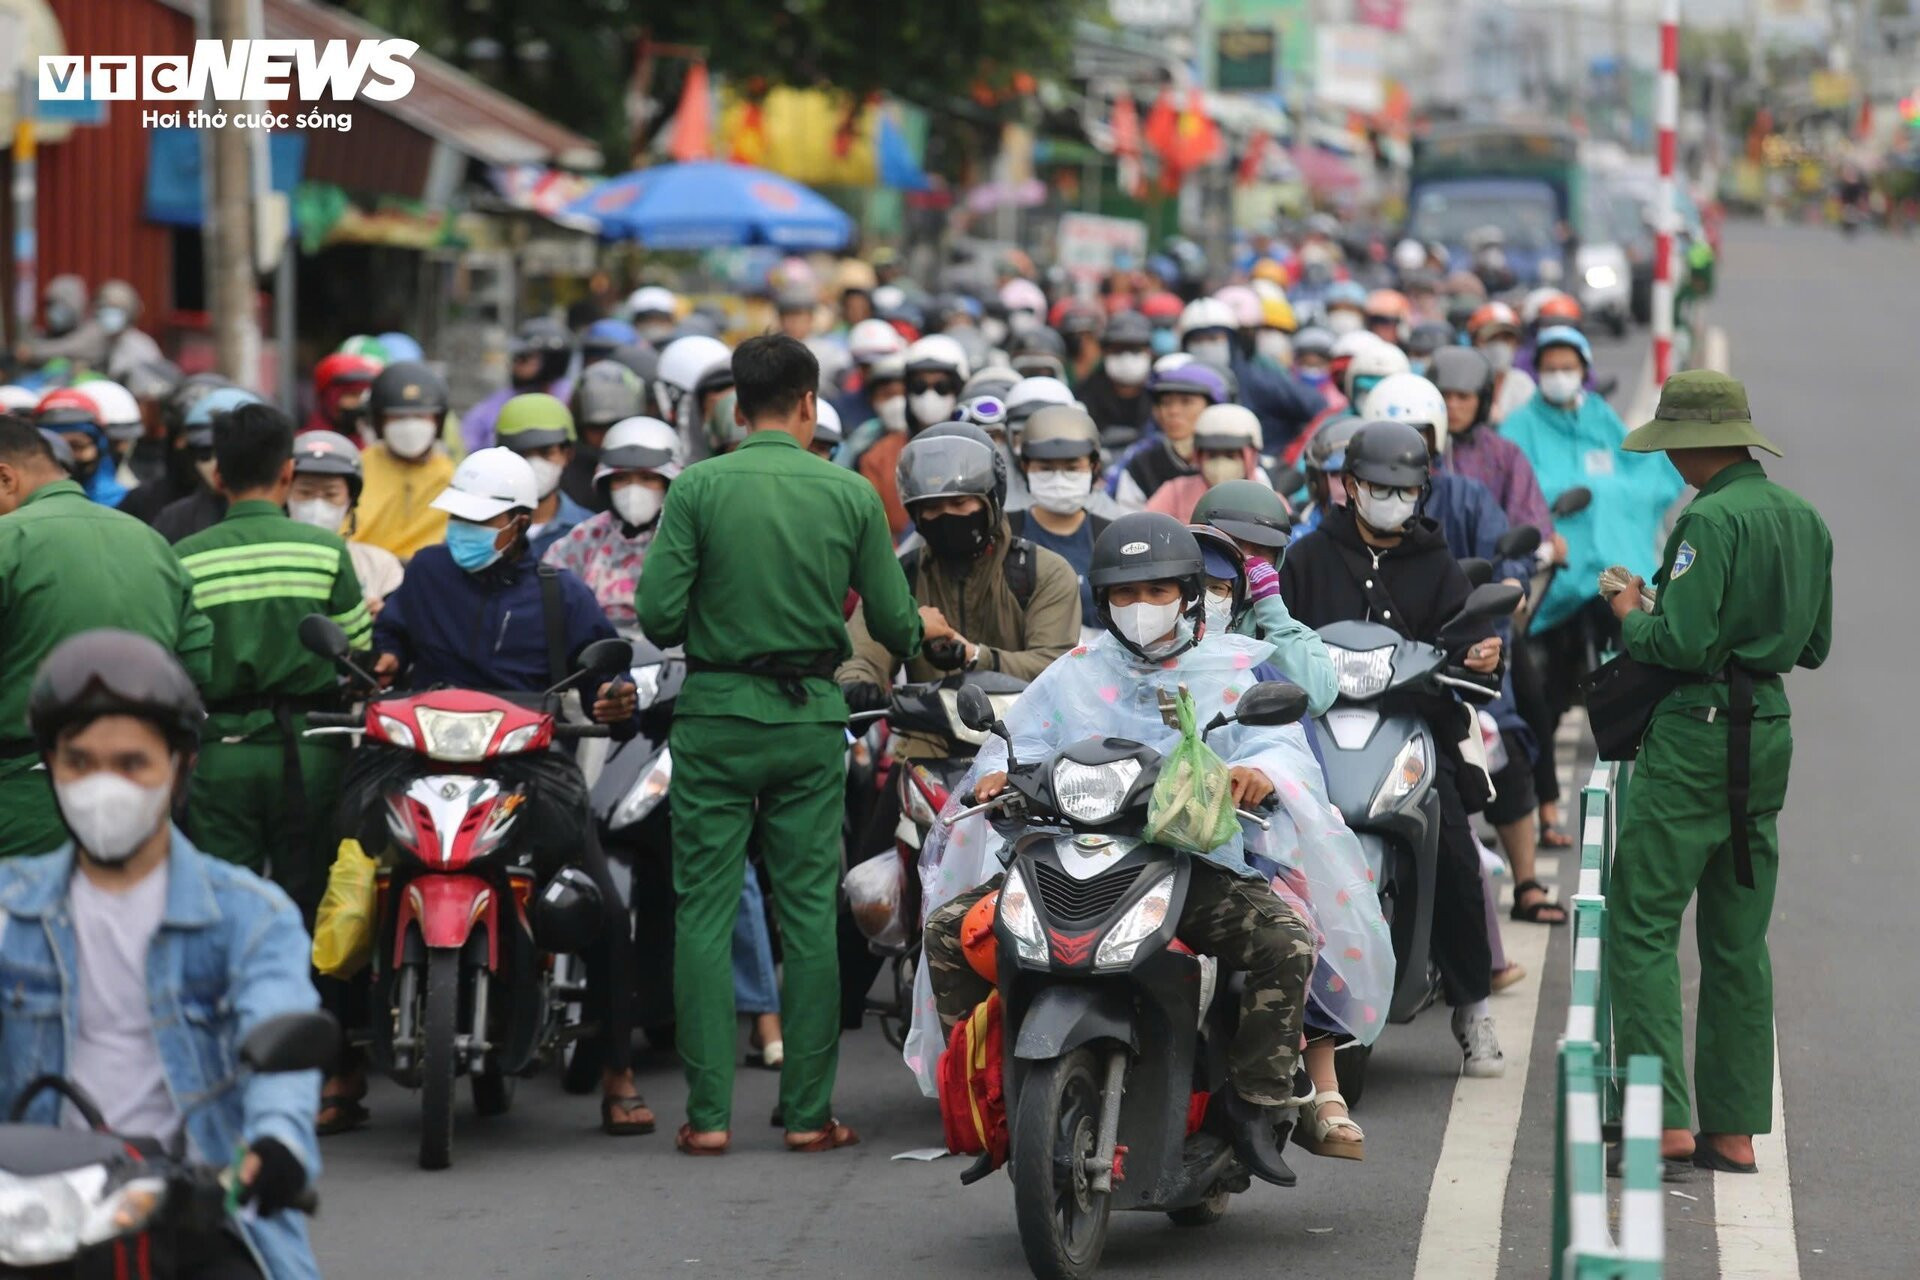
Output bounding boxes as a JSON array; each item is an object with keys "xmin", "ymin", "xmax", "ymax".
[{"xmin": 843, "ymin": 850, "xmax": 909, "ymax": 951}]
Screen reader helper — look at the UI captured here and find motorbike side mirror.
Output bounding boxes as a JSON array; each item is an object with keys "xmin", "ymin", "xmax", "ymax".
[
  {"xmin": 577, "ymin": 638, "xmax": 634, "ymax": 684},
  {"xmin": 240, "ymin": 1010, "xmax": 341, "ymax": 1075},
  {"xmin": 1494, "ymin": 524, "xmax": 1542, "ymax": 560},
  {"xmin": 1438, "ymin": 582, "xmax": 1526, "ymax": 645},
  {"xmin": 954, "ymin": 685, "xmax": 996, "ymax": 733},
  {"xmin": 1594, "ymin": 374, "xmax": 1620, "ymax": 399},
  {"xmin": 1552, "ymin": 486, "xmax": 1593, "ymax": 518},
  {"xmin": 1459, "ymin": 557, "xmax": 1494, "ymax": 588},
  {"xmin": 298, "ymin": 613, "xmax": 350, "ymax": 661},
  {"xmin": 1269, "ymin": 465, "xmax": 1307, "ymax": 500},
  {"xmin": 1216, "ymin": 681, "xmax": 1310, "ymax": 729}
]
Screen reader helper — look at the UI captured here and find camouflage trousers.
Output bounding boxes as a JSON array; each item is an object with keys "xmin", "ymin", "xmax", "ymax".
[{"xmin": 923, "ymin": 862, "xmax": 1316, "ymax": 1106}]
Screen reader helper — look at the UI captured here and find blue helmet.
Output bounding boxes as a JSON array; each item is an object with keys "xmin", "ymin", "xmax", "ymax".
[
  {"xmin": 1534, "ymin": 324, "xmax": 1593, "ymax": 369},
  {"xmin": 1324, "ymin": 281, "xmax": 1369, "ymax": 311},
  {"xmin": 183, "ymin": 386, "xmax": 265, "ymax": 446},
  {"xmin": 376, "ymin": 332, "xmax": 424, "ymax": 363}
]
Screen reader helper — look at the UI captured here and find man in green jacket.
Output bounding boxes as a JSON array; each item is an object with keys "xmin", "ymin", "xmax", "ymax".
[
  {"xmin": 638, "ymin": 335, "xmax": 921, "ymax": 1154},
  {"xmin": 0, "ymin": 417, "xmax": 212, "ymax": 859},
  {"xmin": 175, "ymin": 402, "xmax": 371, "ymax": 918},
  {"xmin": 1604, "ymin": 370, "xmax": 1833, "ymax": 1175}
]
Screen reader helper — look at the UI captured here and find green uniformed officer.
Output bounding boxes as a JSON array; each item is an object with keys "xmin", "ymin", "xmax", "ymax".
[
  {"xmin": 637, "ymin": 335, "xmax": 921, "ymax": 1153},
  {"xmin": 0, "ymin": 417, "xmax": 212, "ymax": 859},
  {"xmin": 174, "ymin": 401, "xmax": 371, "ymax": 918},
  {"xmin": 1605, "ymin": 370, "xmax": 1832, "ymax": 1174}
]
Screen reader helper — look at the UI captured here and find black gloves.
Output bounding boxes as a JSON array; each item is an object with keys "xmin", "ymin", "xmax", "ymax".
[
  {"xmin": 840, "ymin": 682, "xmax": 890, "ymax": 714},
  {"xmin": 923, "ymin": 637, "xmax": 969, "ymax": 672},
  {"xmin": 241, "ymin": 1138, "xmax": 307, "ymax": 1215}
]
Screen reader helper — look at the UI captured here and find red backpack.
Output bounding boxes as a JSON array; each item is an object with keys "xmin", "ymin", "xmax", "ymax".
[{"xmin": 937, "ymin": 991, "xmax": 1009, "ymax": 1167}]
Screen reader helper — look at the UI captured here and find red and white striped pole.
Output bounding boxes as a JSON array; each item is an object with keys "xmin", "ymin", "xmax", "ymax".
[{"xmin": 1652, "ymin": 0, "xmax": 1680, "ymax": 384}]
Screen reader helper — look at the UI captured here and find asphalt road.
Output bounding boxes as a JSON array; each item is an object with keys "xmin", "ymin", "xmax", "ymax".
[{"xmin": 306, "ymin": 251, "xmax": 1920, "ymax": 1280}]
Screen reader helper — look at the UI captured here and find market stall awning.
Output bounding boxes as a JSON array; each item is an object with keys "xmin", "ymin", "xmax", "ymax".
[{"xmin": 564, "ymin": 162, "xmax": 854, "ymax": 250}]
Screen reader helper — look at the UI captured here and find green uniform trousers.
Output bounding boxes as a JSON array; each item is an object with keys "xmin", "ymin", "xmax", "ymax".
[
  {"xmin": 0, "ymin": 762, "xmax": 67, "ymax": 861},
  {"xmin": 186, "ymin": 734, "xmax": 348, "ymax": 923},
  {"xmin": 668, "ymin": 714, "xmax": 846, "ymax": 1133},
  {"xmin": 1607, "ymin": 707, "xmax": 1792, "ymax": 1133}
]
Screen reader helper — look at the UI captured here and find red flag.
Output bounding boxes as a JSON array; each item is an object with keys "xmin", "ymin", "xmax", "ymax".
[
  {"xmin": 1174, "ymin": 88, "xmax": 1221, "ymax": 171},
  {"xmin": 1110, "ymin": 92, "xmax": 1145, "ymax": 198},
  {"xmin": 1144, "ymin": 87, "xmax": 1178, "ymax": 165},
  {"xmin": 669, "ymin": 62, "xmax": 712, "ymax": 162},
  {"xmin": 1237, "ymin": 130, "xmax": 1269, "ymax": 188}
]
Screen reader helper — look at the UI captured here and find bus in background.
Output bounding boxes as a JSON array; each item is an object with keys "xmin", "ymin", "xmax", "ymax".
[{"xmin": 1406, "ymin": 123, "xmax": 1583, "ymax": 291}]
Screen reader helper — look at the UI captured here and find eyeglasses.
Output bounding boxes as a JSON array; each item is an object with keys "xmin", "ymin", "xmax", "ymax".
[
  {"xmin": 906, "ymin": 377, "xmax": 958, "ymax": 396},
  {"xmin": 1358, "ymin": 480, "xmax": 1422, "ymax": 503}
]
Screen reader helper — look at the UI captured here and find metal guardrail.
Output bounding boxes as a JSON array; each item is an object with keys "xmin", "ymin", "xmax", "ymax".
[{"xmin": 1550, "ymin": 761, "xmax": 1664, "ymax": 1279}]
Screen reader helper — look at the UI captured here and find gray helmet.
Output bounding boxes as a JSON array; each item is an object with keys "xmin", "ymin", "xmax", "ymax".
[
  {"xmin": 962, "ymin": 365, "xmax": 1019, "ymax": 402},
  {"xmin": 29, "ymin": 628, "xmax": 204, "ymax": 755},
  {"xmin": 1017, "ymin": 405, "xmax": 1100, "ymax": 461},
  {"xmin": 897, "ymin": 422, "xmax": 1006, "ymax": 516},
  {"xmin": 291, "ymin": 429, "xmax": 364, "ymax": 502},
  {"xmin": 1343, "ymin": 419, "xmax": 1431, "ymax": 489},
  {"xmin": 570, "ymin": 361, "xmax": 646, "ymax": 431},
  {"xmin": 1305, "ymin": 416, "xmax": 1362, "ymax": 475},
  {"xmin": 1430, "ymin": 345, "xmax": 1493, "ymax": 399},
  {"xmin": 1103, "ymin": 311, "xmax": 1153, "ymax": 348}
]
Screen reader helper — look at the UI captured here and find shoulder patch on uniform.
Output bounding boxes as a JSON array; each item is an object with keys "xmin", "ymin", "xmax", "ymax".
[{"xmin": 1670, "ymin": 540, "xmax": 1696, "ymax": 580}]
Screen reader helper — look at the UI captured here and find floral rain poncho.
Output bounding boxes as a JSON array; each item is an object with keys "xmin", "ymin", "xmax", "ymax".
[{"xmin": 902, "ymin": 630, "xmax": 1394, "ymax": 1095}]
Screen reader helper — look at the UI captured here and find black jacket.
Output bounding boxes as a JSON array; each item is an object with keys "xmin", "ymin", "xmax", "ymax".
[
  {"xmin": 1278, "ymin": 504, "xmax": 1492, "ymax": 660},
  {"xmin": 1076, "ymin": 368, "xmax": 1152, "ymax": 437},
  {"xmin": 154, "ymin": 489, "xmax": 229, "ymax": 544}
]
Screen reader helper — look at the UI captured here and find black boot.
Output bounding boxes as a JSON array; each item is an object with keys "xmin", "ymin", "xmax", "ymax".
[{"xmin": 1206, "ymin": 1085, "xmax": 1298, "ymax": 1188}]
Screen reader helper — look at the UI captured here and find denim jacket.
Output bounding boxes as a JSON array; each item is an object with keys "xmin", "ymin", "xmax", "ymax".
[{"xmin": 0, "ymin": 829, "xmax": 322, "ymax": 1280}]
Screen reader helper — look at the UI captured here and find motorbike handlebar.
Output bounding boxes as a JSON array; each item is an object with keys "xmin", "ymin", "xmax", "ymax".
[
  {"xmin": 553, "ymin": 722, "xmax": 612, "ymax": 740},
  {"xmin": 291, "ymin": 1186, "xmax": 320, "ymax": 1215}
]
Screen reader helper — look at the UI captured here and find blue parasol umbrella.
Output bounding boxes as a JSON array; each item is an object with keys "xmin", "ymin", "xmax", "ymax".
[{"xmin": 564, "ymin": 161, "xmax": 855, "ymax": 250}]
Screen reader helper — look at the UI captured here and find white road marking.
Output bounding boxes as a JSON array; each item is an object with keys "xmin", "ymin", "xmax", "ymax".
[{"xmin": 1713, "ymin": 1027, "xmax": 1800, "ymax": 1279}]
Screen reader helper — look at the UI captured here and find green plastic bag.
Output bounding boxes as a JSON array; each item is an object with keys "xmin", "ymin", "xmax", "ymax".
[{"xmin": 1144, "ymin": 687, "xmax": 1239, "ymax": 854}]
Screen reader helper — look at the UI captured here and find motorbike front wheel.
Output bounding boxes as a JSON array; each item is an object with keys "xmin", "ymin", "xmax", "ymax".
[
  {"xmin": 1012, "ymin": 1048, "xmax": 1113, "ymax": 1280},
  {"xmin": 418, "ymin": 950, "xmax": 460, "ymax": 1170}
]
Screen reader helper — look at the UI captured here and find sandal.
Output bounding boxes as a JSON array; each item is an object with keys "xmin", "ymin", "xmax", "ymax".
[
  {"xmin": 1492, "ymin": 964, "xmax": 1529, "ymax": 993},
  {"xmin": 601, "ymin": 1093, "xmax": 657, "ymax": 1136},
  {"xmin": 1692, "ymin": 1134, "xmax": 1758, "ymax": 1174},
  {"xmin": 1510, "ymin": 880, "xmax": 1568, "ymax": 925},
  {"xmin": 746, "ymin": 1038, "xmax": 784, "ymax": 1070},
  {"xmin": 674, "ymin": 1123, "xmax": 730, "ymax": 1155},
  {"xmin": 786, "ymin": 1120, "xmax": 860, "ymax": 1152},
  {"xmin": 1539, "ymin": 822, "xmax": 1575, "ymax": 849},
  {"xmin": 316, "ymin": 1094, "xmax": 369, "ymax": 1136},
  {"xmin": 1292, "ymin": 1090, "xmax": 1364, "ymax": 1161}
]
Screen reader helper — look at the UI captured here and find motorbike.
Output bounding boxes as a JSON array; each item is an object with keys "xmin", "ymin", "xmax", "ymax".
[
  {"xmin": 0, "ymin": 1011, "xmax": 337, "ymax": 1277},
  {"xmin": 942, "ymin": 679, "xmax": 1310, "ymax": 1280},
  {"xmin": 843, "ymin": 671, "xmax": 1028, "ymax": 1048},
  {"xmin": 1308, "ymin": 580, "xmax": 1524, "ymax": 1105},
  {"xmin": 298, "ymin": 614, "xmax": 632, "ymax": 1170}
]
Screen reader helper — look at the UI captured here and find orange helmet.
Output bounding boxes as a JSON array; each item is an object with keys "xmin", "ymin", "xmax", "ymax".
[
  {"xmin": 961, "ymin": 891, "xmax": 1001, "ymax": 983},
  {"xmin": 1468, "ymin": 301, "xmax": 1521, "ymax": 341},
  {"xmin": 1365, "ymin": 289, "xmax": 1411, "ymax": 321},
  {"xmin": 1538, "ymin": 292, "xmax": 1583, "ymax": 323}
]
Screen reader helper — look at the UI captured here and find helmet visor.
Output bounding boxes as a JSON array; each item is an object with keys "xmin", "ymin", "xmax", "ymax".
[{"xmin": 897, "ymin": 435, "xmax": 998, "ymax": 507}]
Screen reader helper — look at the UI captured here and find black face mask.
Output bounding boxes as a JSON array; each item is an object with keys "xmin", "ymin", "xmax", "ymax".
[{"xmin": 918, "ymin": 508, "xmax": 993, "ymax": 565}]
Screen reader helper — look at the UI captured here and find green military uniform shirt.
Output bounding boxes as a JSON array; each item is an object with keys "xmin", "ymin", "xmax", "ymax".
[
  {"xmin": 1622, "ymin": 460, "xmax": 1833, "ymax": 717},
  {"xmin": 174, "ymin": 499, "xmax": 371, "ymax": 737},
  {"xmin": 0, "ymin": 480, "xmax": 212, "ymax": 746},
  {"xmin": 636, "ymin": 430, "xmax": 922, "ymax": 724}
]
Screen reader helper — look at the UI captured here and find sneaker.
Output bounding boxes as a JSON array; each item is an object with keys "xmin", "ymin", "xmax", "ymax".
[{"xmin": 1451, "ymin": 1007, "xmax": 1506, "ymax": 1078}]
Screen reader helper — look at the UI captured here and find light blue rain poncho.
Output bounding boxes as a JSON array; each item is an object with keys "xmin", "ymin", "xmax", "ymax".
[
  {"xmin": 902, "ymin": 629, "xmax": 1394, "ymax": 1096},
  {"xmin": 1500, "ymin": 383, "xmax": 1685, "ymax": 633}
]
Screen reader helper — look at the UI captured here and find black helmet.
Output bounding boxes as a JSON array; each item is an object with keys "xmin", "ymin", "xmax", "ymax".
[
  {"xmin": 39, "ymin": 429, "xmax": 78, "ymax": 476},
  {"xmin": 29, "ymin": 629, "xmax": 205, "ymax": 755},
  {"xmin": 1343, "ymin": 419, "xmax": 1431, "ymax": 489},
  {"xmin": 1103, "ymin": 311, "xmax": 1153, "ymax": 348},
  {"xmin": 608, "ymin": 342, "xmax": 659, "ymax": 385},
  {"xmin": 1058, "ymin": 305, "xmax": 1103, "ymax": 339},
  {"xmin": 570, "ymin": 361, "xmax": 646, "ymax": 432},
  {"xmin": 1087, "ymin": 513, "xmax": 1207, "ymax": 660},
  {"xmin": 529, "ymin": 865, "xmax": 604, "ymax": 954},
  {"xmin": 1008, "ymin": 327, "xmax": 1066, "ymax": 359},
  {"xmin": 1189, "ymin": 523, "xmax": 1249, "ymax": 624},
  {"xmin": 512, "ymin": 317, "xmax": 574, "ymax": 386},
  {"xmin": 897, "ymin": 422, "xmax": 1006, "ymax": 516},
  {"xmin": 1291, "ymin": 326, "xmax": 1336, "ymax": 361},
  {"xmin": 1305, "ymin": 416, "xmax": 1362, "ymax": 475},
  {"xmin": 367, "ymin": 361, "xmax": 450, "ymax": 423},
  {"xmin": 1191, "ymin": 479, "xmax": 1293, "ymax": 552},
  {"xmin": 1406, "ymin": 321, "xmax": 1454, "ymax": 358}
]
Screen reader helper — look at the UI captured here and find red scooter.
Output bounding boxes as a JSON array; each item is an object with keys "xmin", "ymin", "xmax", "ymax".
[{"xmin": 299, "ymin": 615, "xmax": 631, "ymax": 1169}]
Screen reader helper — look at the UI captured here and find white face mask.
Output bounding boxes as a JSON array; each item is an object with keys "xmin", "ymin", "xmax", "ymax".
[
  {"xmin": 1538, "ymin": 369, "xmax": 1584, "ymax": 405},
  {"xmin": 909, "ymin": 391, "xmax": 957, "ymax": 427},
  {"xmin": 1027, "ymin": 469, "xmax": 1092, "ymax": 515},
  {"xmin": 1327, "ymin": 310, "xmax": 1364, "ymax": 336},
  {"xmin": 56, "ymin": 770, "xmax": 173, "ymax": 864},
  {"xmin": 527, "ymin": 456, "xmax": 564, "ymax": 499},
  {"xmin": 1201, "ymin": 456, "xmax": 1245, "ymax": 487},
  {"xmin": 876, "ymin": 397, "xmax": 908, "ymax": 433},
  {"xmin": 383, "ymin": 415, "xmax": 439, "ymax": 459},
  {"xmin": 1110, "ymin": 599, "xmax": 1183, "ymax": 651},
  {"xmin": 612, "ymin": 484, "xmax": 663, "ymax": 528},
  {"xmin": 1203, "ymin": 593, "xmax": 1235, "ymax": 636},
  {"xmin": 1187, "ymin": 337, "xmax": 1232, "ymax": 367},
  {"xmin": 1255, "ymin": 330, "xmax": 1293, "ymax": 366},
  {"xmin": 287, "ymin": 498, "xmax": 348, "ymax": 532},
  {"xmin": 1104, "ymin": 352, "xmax": 1151, "ymax": 386},
  {"xmin": 1354, "ymin": 487, "xmax": 1418, "ymax": 532},
  {"xmin": 981, "ymin": 318, "xmax": 1009, "ymax": 348},
  {"xmin": 1482, "ymin": 340, "xmax": 1516, "ymax": 373}
]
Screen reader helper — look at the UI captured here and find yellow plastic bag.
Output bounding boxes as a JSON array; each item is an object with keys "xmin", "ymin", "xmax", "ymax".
[{"xmin": 311, "ymin": 839, "xmax": 377, "ymax": 978}]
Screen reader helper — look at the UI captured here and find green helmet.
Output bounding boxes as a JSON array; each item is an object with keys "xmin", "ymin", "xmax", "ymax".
[
  {"xmin": 1191, "ymin": 478, "xmax": 1292, "ymax": 552},
  {"xmin": 495, "ymin": 392, "xmax": 576, "ymax": 453},
  {"xmin": 337, "ymin": 334, "xmax": 390, "ymax": 363}
]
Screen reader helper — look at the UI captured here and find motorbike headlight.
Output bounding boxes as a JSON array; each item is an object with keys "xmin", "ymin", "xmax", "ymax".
[
  {"xmin": 0, "ymin": 1168, "xmax": 165, "ymax": 1267},
  {"xmin": 1584, "ymin": 264, "xmax": 1619, "ymax": 290},
  {"xmin": 1327, "ymin": 644, "xmax": 1394, "ymax": 700},
  {"xmin": 374, "ymin": 713, "xmax": 416, "ymax": 750},
  {"xmin": 1051, "ymin": 758, "xmax": 1143, "ymax": 824},
  {"xmin": 612, "ymin": 748, "xmax": 673, "ymax": 828},
  {"xmin": 1368, "ymin": 735, "xmax": 1431, "ymax": 819},
  {"xmin": 496, "ymin": 723, "xmax": 544, "ymax": 754},
  {"xmin": 997, "ymin": 866, "xmax": 1048, "ymax": 963},
  {"xmin": 413, "ymin": 708, "xmax": 505, "ymax": 762},
  {"xmin": 1095, "ymin": 872, "xmax": 1176, "ymax": 970}
]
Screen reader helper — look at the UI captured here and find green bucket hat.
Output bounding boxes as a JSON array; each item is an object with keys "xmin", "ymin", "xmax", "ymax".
[{"xmin": 1622, "ymin": 370, "xmax": 1780, "ymax": 456}]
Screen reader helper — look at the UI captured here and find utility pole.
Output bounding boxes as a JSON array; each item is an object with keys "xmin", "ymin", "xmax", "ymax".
[{"xmin": 209, "ymin": 0, "xmax": 259, "ymax": 383}]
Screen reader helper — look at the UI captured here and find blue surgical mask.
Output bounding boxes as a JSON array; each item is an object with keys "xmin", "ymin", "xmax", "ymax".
[
  {"xmin": 446, "ymin": 519, "xmax": 507, "ymax": 573},
  {"xmin": 1150, "ymin": 327, "xmax": 1178, "ymax": 356},
  {"xmin": 1297, "ymin": 366, "xmax": 1331, "ymax": 388}
]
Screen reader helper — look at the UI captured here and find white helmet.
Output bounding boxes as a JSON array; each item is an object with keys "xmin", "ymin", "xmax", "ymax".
[
  {"xmin": 1330, "ymin": 329, "xmax": 1386, "ymax": 362},
  {"xmin": 1213, "ymin": 285, "xmax": 1263, "ymax": 330},
  {"xmin": 999, "ymin": 278, "xmax": 1046, "ymax": 315},
  {"xmin": 1393, "ymin": 238, "xmax": 1428, "ymax": 274},
  {"xmin": 1193, "ymin": 403, "xmax": 1263, "ymax": 452},
  {"xmin": 654, "ymin": 334, "xmax": 733, "ymax": 424},
  {"xmin": 1177, "ymin": 297, "xmax": 1237, "ymax": 340},
  {"xmin": 1361, "ymin": 372, "xmax": 1450, "ymax": 454},
  {"xmin": 74, "ymin": 380, "xmax": 143, "ymax": 442},
  {"xmin": 1345, "ymin": 342, "xmax": 1412, "ymax": 400},
  {"xmin": 1004, "ymin": 375, "xmax": 1076, "ymax": 430},
  {"xmin": 1152, "ymin": 351, "xmax": 1195, "ymax": 375},
  {"xmin": 0, "ymin": 385, "xmax": 39, "ymax": 413},
  {"xmin": 431, "ymin": 446, "xmax": 538, "ymax": 521},
  {"xmin": 813, "ymin": 398, "xmax": 844, "ymax": 446},
  {"xmin": 594, "ymin": 415, "xmax": 682, "ymax": 485},
  {"xmin": 627, "ymin": 286, "xmax": 680, "ymax": 320},
  {"xmin": 902, "ymin": 333, "xmax": 970, "ymax": 383},
  {"xmin": 847, "ymin": 318, "xmax": 906, "ymax": 364}
]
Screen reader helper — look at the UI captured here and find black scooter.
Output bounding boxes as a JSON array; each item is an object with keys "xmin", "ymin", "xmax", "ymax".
[{"xmin": 944, "ymin": 681, "xmax": 1309, "ymax": 1280}]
